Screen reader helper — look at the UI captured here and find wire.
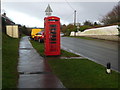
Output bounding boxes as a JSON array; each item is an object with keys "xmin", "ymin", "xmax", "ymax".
[
  {"xmin": 64, "ymin": 12, "xmax": 74, "ymax": 20},
  {"xmin": 65, "ymin": 0, "xmax": 75, "ymax": 11}
]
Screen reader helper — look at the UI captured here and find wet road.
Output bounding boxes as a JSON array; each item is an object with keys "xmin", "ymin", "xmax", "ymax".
[
  {"xmin": 18, "ymin": 36, "xmax": 64, "ymax": 88},
  {"xmin": 61, "ymin": 37, "xmax": 119, "ymax": 72}
]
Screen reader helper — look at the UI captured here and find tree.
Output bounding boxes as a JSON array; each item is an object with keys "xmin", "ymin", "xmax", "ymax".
[
  {"xmin": 21, "ymin": 25, "xmax": 29, "ymax": 35},
  {"xmin": 79, "ymin": 25, "xmax": 92, "ymax": 32},
  {"xmin": 118, "ymin": 24, "xmax": 120, "ymax": 36},
  {"xmin": 61, "ymin": 24, "xmax": 77, "ymax": 36},
  {"xmin": 93, "ymin": 22, "xmax": 98, "ymax": 26},
  {"xmin": 101, "ymin": 2, "xmax": 120, "ymax": 25},
  {"xmin": 66, "ymin": 24, "xmax": 77, "ymax": 35},
  {"xmin": 61, "ymin": 24, "xmax": 67, "ymax": 33},
  {"xmin": 83, "ymin": 20, "xmax": 93, "ymax": 26}
]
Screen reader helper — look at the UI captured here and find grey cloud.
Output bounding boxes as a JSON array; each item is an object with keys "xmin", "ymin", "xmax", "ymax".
[{"xmin": 2, "ymin": 2, "xmax": 118, "ymax": 26}]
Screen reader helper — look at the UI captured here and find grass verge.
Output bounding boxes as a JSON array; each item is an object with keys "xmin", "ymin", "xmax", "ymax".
[
  {"xmin": 2, "ymin": 33, "xmax": 19, "ymax": 88},
  {"xmin": 48, "ymin": 59, "xmax": 119, "ymax": 88},
  {"xmin": 67, "ymin": 36, "xmax": 95, "ymax": 40},
  {"xmin": 30, "ymin": 39, "xmax": 120, "ymax": 88},
  {"xmin": 30, "ymin": 40, "xmax": 79, "ymax": 57}
]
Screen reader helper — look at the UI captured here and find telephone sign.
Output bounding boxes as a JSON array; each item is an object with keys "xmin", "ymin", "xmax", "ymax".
[{"xmin": 44, "ymin": 16, "xmax": 60, "ymax": 56}]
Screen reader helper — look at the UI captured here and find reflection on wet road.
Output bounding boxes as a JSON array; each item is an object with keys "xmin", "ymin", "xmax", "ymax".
[{"xmin": 61, "ymin": 37, "xmax": 119, "ymax": 72}]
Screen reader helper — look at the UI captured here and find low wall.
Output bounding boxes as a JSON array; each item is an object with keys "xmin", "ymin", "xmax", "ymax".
[
  {"xmin": 80, "ymin": 25, "xmax": 118, "ymax": 35},
  {"xmin": 70, "ymin": 25, "xmax": 120, "ymax": 42},
  {"xmin": 81, "ymin": 35, "xmax": 120, "ymax": 42}
]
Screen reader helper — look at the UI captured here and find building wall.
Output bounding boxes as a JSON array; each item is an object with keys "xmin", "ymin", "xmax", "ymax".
[{"xmin": 6, "ymin": 25, "xmax": 19, "ymax": 38}]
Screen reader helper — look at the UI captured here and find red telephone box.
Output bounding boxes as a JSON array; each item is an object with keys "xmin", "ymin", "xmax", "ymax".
[{"xmin": 44, "ymin": 16, "xmax": 60, "ymax": 56}]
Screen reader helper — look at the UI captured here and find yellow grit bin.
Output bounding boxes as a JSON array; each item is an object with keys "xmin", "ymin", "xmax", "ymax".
[{"xmin": 31, "ymin": 29, "xmax": 42, "ymax": 38}]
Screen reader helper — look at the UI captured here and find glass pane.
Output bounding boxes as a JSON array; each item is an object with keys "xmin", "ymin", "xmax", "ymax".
[
  {"xmin": 51, "ymin": 38, "xmax": 56, "ymax": 41},
  {"xmin": 50, "ymin": 25, "xmax": 56, "ymax": 27},
  {"xmin": 50, "ymin": 42, "xmax": 56, "ymax": 44},
  {"xmin": 49, "ymin": 19, "xmax": 58, "ymax": 21},
  {"xmin": 51, "ymin": 35, "xmax": 56, "ymax": 37},
  {"xmin": 50, "ymin": 32, "xmax": 56, "ymax": 34}
]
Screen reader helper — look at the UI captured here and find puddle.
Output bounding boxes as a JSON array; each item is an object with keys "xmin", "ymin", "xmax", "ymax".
[
  {"xmin": 19, "ymin": 48, "xmax": 33, "ymax": 50},
  {"xmin": 19, "ymin": 71, "xmax": 52, "ymax": 75}
]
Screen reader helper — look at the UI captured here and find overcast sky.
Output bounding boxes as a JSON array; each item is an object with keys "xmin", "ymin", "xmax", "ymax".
[{"xmin": 1, "ymin": 0, "xmax": 119, "ymax": 28}]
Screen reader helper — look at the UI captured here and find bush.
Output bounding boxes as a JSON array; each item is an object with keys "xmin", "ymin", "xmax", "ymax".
[
  {"xmin": 79, "ymin": 25, "xmax": 92, "ymax": 32},
  {"xmin": 118, "ymin": 24, "xmax": 120, "ymax": 36}
]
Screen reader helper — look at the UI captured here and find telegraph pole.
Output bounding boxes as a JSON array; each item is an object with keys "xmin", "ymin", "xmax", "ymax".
[
  {"xmin": 118, "ymin": 1, "xmax": 120, "ymax": 23},
  {"xmin": 74, "ymin": 10, "xmax": 76, "ymax": 26}
]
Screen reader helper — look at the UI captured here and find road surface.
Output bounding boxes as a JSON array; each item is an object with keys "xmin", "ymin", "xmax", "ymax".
[{"xmin": 61, "ymin": 37, "xmax": 119, "ymax": 72}]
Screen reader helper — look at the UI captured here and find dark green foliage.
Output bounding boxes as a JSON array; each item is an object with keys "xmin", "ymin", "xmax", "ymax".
[
  {"xmin": 79, "ymin": 25, "xmax": 92, "ymax": 32},
  {"xmin": 20, "ymin": 25, "xmax": 31, "ymax": 36},
  {"xmin": 83, "ymin": 20, "xmax": 93, "ymax": 26},
  {"xmin": 118, "ymin": 24, "xmax": 120, "ymax": 36},
  {"xmin": 61, "ymin": 24, "xmax": 67, "ymax": 34},
  {"xmin": 61, "ymin": 24, "xmax": 77, "ymax": 36},
  {"xmin": 93, "ymin": 22, "xmax": 98, "ymax": 26},
  {"xmin": 61, "ymin": 21, "xmax": 102, "ymax": 36}
]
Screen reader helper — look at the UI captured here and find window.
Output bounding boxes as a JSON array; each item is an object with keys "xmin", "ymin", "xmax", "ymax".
[
  {"xmin": 50, "ymin": 38, "xmax": 56, "ymax": 41},
  {"xmin": 36, "ymin": 33, "xmax": 42, "ymax": 35},
  {"xmin": 50, "ymin": 25, "xmax": 56, "ymax": 27},
  {"xmin": 51, "ymin": 35, "xmax": 56, "ymax": 37},
  {"xmin": 50, "ymin": 32, "xmax": 56, "ymax": 34},
  {"xmin": 49, "ymin": 19, "xmax": 58, "ymax": 21},
  {"xmin": 50, "ymin": 28, "xmax": 56, "ymax": 30},
  {"xmin": 50, "ymin": 42, "xmax": 56, "ymax": 44}
]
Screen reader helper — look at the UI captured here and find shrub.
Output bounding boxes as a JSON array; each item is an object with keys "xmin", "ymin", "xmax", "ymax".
[
  {"xmin": 118, "ymin": 24, "xmax": 120, "ymax": 36},
  {"xmin": 79, "ymin": 25, "xmax": 92, "ymax": 32}
]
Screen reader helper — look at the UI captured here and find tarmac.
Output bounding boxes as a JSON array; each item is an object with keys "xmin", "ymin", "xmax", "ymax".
[{"xmin": 17, "ymin": 36, "xmax": 65, "ymax": 88}]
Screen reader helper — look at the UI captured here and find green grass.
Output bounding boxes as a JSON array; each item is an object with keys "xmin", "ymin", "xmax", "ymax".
[
  {"xmin": 48, "ymin": 59, "xmax": 120, "ymax": 88},
  {"xmin": 2, "ymin": 33, "xmax": 19, "ymax": 88},
  {"xmin": 60, "ymin": 49, "xmax": 79, "ymax": 57},
  {"xmin": 30, "ymin": 39, "xmax": 120, "ymax": 88},
  {"xmin": 68, "ymin": 36, "xmax": 96, "ymax": 40},
  {"xmin": 68, "ymin": 36, "xmax": 115, "ymax": 42},
  {"xmin": 30, "ymin": 40, "xmax": 79, "ymax": 57}
]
